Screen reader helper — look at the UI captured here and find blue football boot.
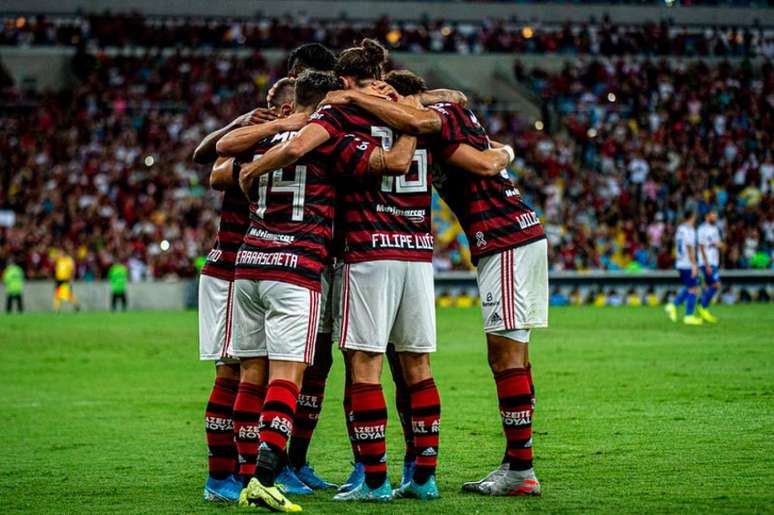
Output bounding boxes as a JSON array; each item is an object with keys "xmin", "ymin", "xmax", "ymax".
[
  {"xmin": 275, "ymin": 466, "xmax": 314, "ymax": 495},
  {"xmin": 203, "ymin": 474, "xmax": 242, "ymax": 503},
  {"xmin": 295, "ymin": 463, "xmax": 338, "ymax": 490},
  {"xmin": 336, "ymin": 462, "xmax": 365, "ymax": 494}
]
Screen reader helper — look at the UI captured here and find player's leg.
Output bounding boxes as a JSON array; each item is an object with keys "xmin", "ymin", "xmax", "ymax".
[
  {"xmin": 67, "ymin": 284, "xmax": 80, "ymax": 311},
  {"xmin": 333, "ymin": 261, "xmax": 394, "ymax": 502},
  {"xmin": 697, "ymin": 267, "xmax": 720, "ymax": 323},
  {"xmin": 53, "ymin": 283, "xmax": 62, "ymax": 311},
  {"xmin": 240, "ymin": 281, "xmax": 319, "ymax": 512},
  {"xmin": 386, "ymin": 343, "xmax": 416, "ymax": 488},
  {"xmin": 683, "ymin": 271, "xmax": 702, "ymax": 325},
  {"xmin": 120, "ymin": 292, "xmax": 128, "ymax": 311},
  {"xmin": 199, "ymin": 275, "xmax": 242, "ymax": 502},
  {"xmin": 666, "ymin": 271, "xmax": 690, "ymax": 321},
  {"xmin": 288, "ymin": 266, "xmax": 337, "ymax": 489},
  {"xmin": 465, "ymin": 242, "xmax": 547, "ymax": 497},
  {"xmin": 390, "ymin": 261, "xmax": 440, "ymax": 500}
]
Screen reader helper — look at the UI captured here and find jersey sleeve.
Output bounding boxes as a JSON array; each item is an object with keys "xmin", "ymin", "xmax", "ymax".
[
  {"xmin": 329, "ymin": 134, "xmax": 377, "ymax": 178},
  {"xmin": 308, "ymin": 105, "xmax": 345, "ymax": 138}
]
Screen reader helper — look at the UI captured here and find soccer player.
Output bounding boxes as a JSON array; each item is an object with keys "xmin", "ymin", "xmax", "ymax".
[
  {"xmin": 666, "ymin": 211, "xmax": 703, "ymax": 325},
  {"xmin": 329, "ymin": 69, "xmax": 545, "ymax": 497},
  {"xmin": 697, "ymin": 210, "xmax": 723, "ymax": 323},
  {"xmin": 107, "ymin": 259, "xmax": 128, "ymax": 312},
  {"xmin": 53, "ymin": 246, "xmax": 80, "ymax": 312},
  {"xmin": 237, "ymin": 39, "xmax": 445, "ymax": 503},
  {"xmin": 229, "ymin": 70, "xmax": 416, "ymax": 512}
]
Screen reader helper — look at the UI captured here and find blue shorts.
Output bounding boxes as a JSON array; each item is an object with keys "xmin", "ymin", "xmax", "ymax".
[
  {"xmin": 702, "ymin": 266, "xmax": 720, "ymax": 285},
  {"xmin": 678, "ymin": 269, "xmax": 699, "ymax": 288}
]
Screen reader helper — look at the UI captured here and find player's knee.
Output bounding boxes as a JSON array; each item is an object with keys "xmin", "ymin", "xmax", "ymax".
[
  {"xmin": 216, "ymin": 362, "xmax": 240, "ymax": 380},
  {"xmin": 308, "ymin": 332, "xmax": 333, "ymax": 377},
  {"xmin": 487, "ymin": 334, "xmax": 529, "ymax": 372},
  {"xmin": 398, "ymin": 352, "xmax": 432, "ymax": 386},
  {"xmin": 240, "ymin": 357, "xmax": 269, "ymax": 385},
  {"xmin": 349, "ymin": 350, "xmax": 382, "ymax": 384}
]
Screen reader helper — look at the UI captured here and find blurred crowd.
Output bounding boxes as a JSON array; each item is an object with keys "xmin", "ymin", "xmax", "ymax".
[
  {"xmin": 2, "ymin": 13, "xmax": 773, "ymax": 58},
  {"xmin": 0, "ymin": 48, "xmax": 772, "ymax": 280}
]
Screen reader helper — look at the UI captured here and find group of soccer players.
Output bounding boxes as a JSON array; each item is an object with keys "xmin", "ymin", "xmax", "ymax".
[
  {"xmin": 192, "ymin": 40, "xmax": 548, "ymax": 512},
  {"xmin": 666, "ymin": 210, "xmax": 724, "ymax": 325}
]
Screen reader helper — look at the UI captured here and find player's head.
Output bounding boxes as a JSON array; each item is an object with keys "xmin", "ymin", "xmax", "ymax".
[
  {"xmin": 335, "ymin": 38, "xmax": 388, "ymax": 88},
  {"xmin": 384, "ymin": 70, "xmax": 428, "ymax": 96},
  {"xmin": 267, "ymin": 77, "xmax": 296, "ymax": 117},
  {"xmin": 684, "ymin": 209, "xmax": 696, "ymax": 225},
  {"xmin": 706, "ymin": 210, "xmax": 718, "ymax": 224},
  {"xmin": 294, "ymin": 70, "xmax": 343, "ymax": 112},
  {"xmin": 287, "ymin": 43, "xmax": 336, "ymax": 78}
]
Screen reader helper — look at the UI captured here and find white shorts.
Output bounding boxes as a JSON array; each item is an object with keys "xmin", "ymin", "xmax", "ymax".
[
  {"xmin": 477, "ymin": 239, "xmax": 549, "ymax": 343},
  {"xmin": 231, "ymin": 279, "xmax": 321, "ymax": 363},
  {"xmin": 198, "ymin": 274, "xmax": 236, "ymax": 361},
  {"xmin": 335, "ymin": 260, "xmax": 436, "ymax": 354},
  {"xmin": 318, "ymin": 264, "xmax": 334, "ymax": 334}
]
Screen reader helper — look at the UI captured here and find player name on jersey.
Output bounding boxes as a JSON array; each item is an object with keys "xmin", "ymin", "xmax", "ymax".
[{"xmin": 370, "ymin": 232, "xmax": 434, "ymax": 250}]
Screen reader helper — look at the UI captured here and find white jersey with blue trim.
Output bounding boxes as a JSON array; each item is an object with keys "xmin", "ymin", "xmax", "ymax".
[
  {"xmin": 697, "ymin": 223, "xmax": 721, "ymax": 267},
  {"xmin": 675, "ymin": 223, "xmax": 697, "ymax": 270}
]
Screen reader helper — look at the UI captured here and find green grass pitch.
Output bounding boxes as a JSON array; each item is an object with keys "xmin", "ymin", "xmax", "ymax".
[{"xmin": 1, "ymin": 305, "xmax": 773, "ymax": 514}]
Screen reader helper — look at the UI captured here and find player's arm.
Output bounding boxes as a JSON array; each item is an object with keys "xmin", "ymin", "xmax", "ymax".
[
  {"xmin": 209, "ymin": 156, "xmax": 237, "ymax": 191},
  {"xmin": 215, "ymin": 113, "xmax": 309, "ymax": 156},
  {"xmin": 687, "ymin": 243, "xmax": 699, "ymax": 277},
  {"xmin": 419, "ymin": 88, "xmax": 468, "ymax": 107},
  {"xmin": 238, "ymin": 123, "xmax": 331, "ymax": 199},
  {"xmin": 192, "ymin": 108, "xmax": 276, "ymax": 164},
  {"xmin": 444, "ymin": 143, "xmax": 515, "ymax": 176},
  {"xmin": 367, "ymin": 134, "xmax": 417, "ymax": 176},
  {"xmin": 323, "ymin": 90, "xmax": 442, "ymax": 135}
]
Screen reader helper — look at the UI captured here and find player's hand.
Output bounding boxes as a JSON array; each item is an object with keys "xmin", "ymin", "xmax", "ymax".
[
  {"xmin": 234, "ymin": 108, "xmax": 276, "ymax": 127},
  {"xmin": 322, "ymin": 90, "xmax": 353, "ymax": 105},
  {"xmin": 691, "ymin": 265, "xmax": 699, "ymax": 278},
  {"xmin": 398, "ymin": 94, "xmax": 423, "ymax": 109},
  {"xmin": 705, "ymin": 265, "xmax": 713, "ymax": 276},
  {"xmin": 369, "ymin": 81, "xmax": 400, "ymax": 101},
  {"xmin": 279, "ymin": 112, "xmax": 309, "ymax": 132}
]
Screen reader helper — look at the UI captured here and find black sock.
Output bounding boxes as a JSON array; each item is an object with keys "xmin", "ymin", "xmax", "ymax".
[
  {"xmin": 254, "ymin": 445, "xmax": 283, "ymax": 487},
  {"xmin": 365, "ymin": 471, "xmax": 387, "ymax": 489}
]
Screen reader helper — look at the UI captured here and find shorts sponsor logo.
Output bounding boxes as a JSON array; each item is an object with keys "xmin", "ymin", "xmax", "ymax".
[
  {"xmin": 482, "ymin": 292, "xmax": 500, "ymax": 308},
  {"xmin": 370, "ymin": 232, "xmax": 434, "ymax": 250},
  {"xmin": 237, "ymin": 250, "xmax": 299, "ymax": 269},
  {"xmin": 354, "ymin": 424, "xmax": 385, "ymax": 440},
  {"xmin": 500, "ymin": 409, "xmax": 531, "ymax": 426},
  {"xmin": 488, "ymin": 311, "xmax": 503, "ymax": 325},
  {"xmin": 375, "ymin": 203, "xmax": 426, "ymax": 223},
  {"xmin": 205, "ymin": 416, "xmax": 233, "ymax": 431}
]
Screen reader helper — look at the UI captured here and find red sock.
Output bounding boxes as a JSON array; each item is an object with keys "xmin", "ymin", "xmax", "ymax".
[
  {"xmin": 495, "ymin": 368, "xmax": 534, "ymax": 471},
  {"xmin": 504, "ymin": 364, "xmax": 535, "ymax": 464},
  {"xmin": 205, "ymin": 377, "xmax": 239, "ymax": 479},
  {"xmin": 351, "ymin": 382, "xmax": 388, "ymax": 488},
  {"xmin": 255, "ymin": 380, "xmax": 300, "ymax": 485},
  {"xmin": 288, "ymin": 373, "xmax": 326, "ymax": 469},
  {"xmin": 344, "ymin": 379, "xmax": 361, "ymax": 463},
  {"xmin": 386, "ymin": 345, "xmax": 415, "ymax": 463},
  {"xmin": 409, "ymin": 378, "xmax": 441, "ymax": 484},
  {"xmin": 233, "ymin": 381, "xmax": 266, "ymax": 479}
]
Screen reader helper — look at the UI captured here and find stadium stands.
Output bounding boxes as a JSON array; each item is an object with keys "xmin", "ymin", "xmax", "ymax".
[{"xmin": 0, "ymin": 17, "xmax": 772, "ymax": 279}]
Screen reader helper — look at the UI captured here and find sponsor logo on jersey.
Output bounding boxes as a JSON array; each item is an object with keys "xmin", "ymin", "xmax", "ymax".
[
  {"xmin": 375, "ymin": 203, "xmax": 426, "ymax": 223},
  {"xmin": 248, "ymin": 227, "xmax": 296, "ymax": 244},
  {"xmin": 237, "ymin": 250, "xmax": 299, "ymax": 269},
  {"xmin": 370, "ymin": 232, "xmax": 434, "ymax": 250},
  {"xmin": 517, "ymin": 211, "xmax": 541, "ymax": 230},
  {"xmin": 505, "ymin": 187, "xmax": 522, "ymax": 198}
]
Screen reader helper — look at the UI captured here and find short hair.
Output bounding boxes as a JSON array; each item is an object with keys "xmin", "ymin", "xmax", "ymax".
[
  {"xmin": 294, "ymin": 70, "xmax": 343, "ymax": 109},
  {"xmin": 287, "ymin": 43, "xmax": 336, "ymax": 77},
  {"xmin": 334, "ymin": 38, "xmax": 388, "ymax": 81},
  {"xmin": 684, "ymin": 209, "xmax": 696, "ymax": 221},
  {"xmin": 268, "ymin": 77, "xmax": 296, "ymax": 109},
  {"xmin": 384, "ymin": 70, "xmax": 427, "ymax": 96}
]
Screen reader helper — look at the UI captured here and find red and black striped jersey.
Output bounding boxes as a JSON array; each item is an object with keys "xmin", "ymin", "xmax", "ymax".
[
  {"xmin": 430, "ymin": 102, "xmax": 546, "ymax": 264},
  {"xmin": 235, "ymin": 130, "xmax": 376, "ymax": 291},
  {"xmin": 201, "ymin": 187, "xmax": 250, "ymax": 281},
  {"xmin": 309, "ymin": 104, "xmax": 435, "ymax": 264}
]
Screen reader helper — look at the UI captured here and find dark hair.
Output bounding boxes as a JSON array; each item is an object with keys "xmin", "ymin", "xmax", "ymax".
[
  {"xmin": 384, "ymin": 70, "xmax": 427, "ymax": 96},
  {"xmin": 287, "ymin": 43, "xmax": 336, "ymax": 77},
  {"xmin": 268, "ymin": 77, "xmax": 296, "ymax": 108},
  {"xmin": 334, "ymin": 38, "xmax": 388, "ymax": 81},
  {"xmin": 294, "ymin": 70, "xmax": 343, "ymax": 109}
]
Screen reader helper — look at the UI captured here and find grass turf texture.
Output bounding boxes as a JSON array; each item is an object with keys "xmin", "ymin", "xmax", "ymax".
[{"xmin": 1, "ymin": 305, "xmax": 773, "ymax": 514}]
